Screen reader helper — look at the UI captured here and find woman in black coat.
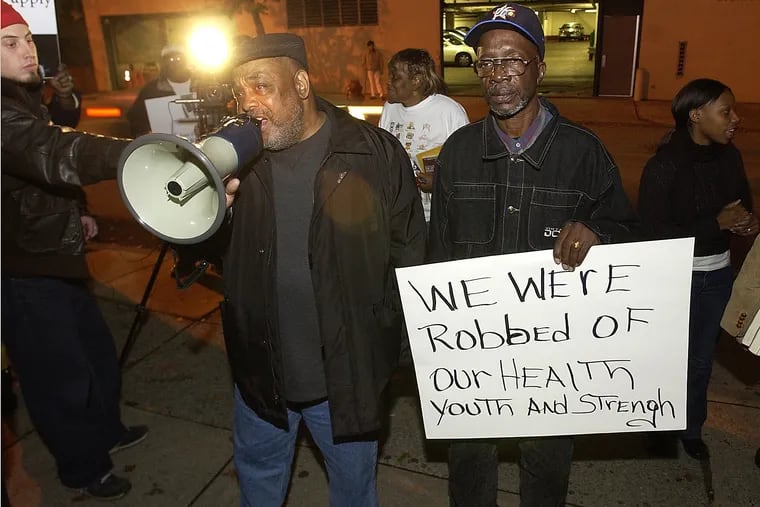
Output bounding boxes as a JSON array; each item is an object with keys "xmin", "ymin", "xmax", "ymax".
[{"xmin": 638, "ymin": 78, "xmax": 758, "ymax": 460}]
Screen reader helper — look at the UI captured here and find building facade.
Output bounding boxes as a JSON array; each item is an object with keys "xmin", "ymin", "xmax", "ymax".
[
  {"xmin": 638, "ymin": 0, "xmax": 759, "ymax": 102},
  {"xmin": 80, "ymin": 0, "xmax": 441, "ymax": 95},
  {"xmin": 76, "ymin": 0, "xmax": 760, "ymax": 102}
]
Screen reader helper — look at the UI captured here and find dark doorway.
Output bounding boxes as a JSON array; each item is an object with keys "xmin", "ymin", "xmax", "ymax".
[{"xmin": 597, "ymin": 15, "xmax": 639, "ymax": 96}]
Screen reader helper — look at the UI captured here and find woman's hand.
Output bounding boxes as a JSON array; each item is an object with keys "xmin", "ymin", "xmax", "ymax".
[
  {"xmin": 717, "ymin": 200, "xmax": 751, "ymax": 231},
  {"xmin": 416, "ymin": 172, "xmax": 434, "ymax": 193},
  {"xmin": 731, "ymin": 213, "xmax": 759, "ymax": 236}
]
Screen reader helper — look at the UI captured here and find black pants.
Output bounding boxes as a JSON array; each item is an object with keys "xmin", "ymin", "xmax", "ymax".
[
  {"xmin": 1, "ymin": 276, "xmax": 124, "ymax": 488},
  {"xmin": 449, "ymin": 437, "xmax": 574, "ymax": 507}
]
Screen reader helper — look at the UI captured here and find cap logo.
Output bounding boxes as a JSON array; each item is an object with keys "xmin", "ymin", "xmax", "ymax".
[{"xmin": 492, "ymin": 5, "xmax": 517, "ymax": 20}]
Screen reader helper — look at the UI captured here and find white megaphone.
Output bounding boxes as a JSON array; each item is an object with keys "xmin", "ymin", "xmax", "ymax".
[{"xmin": 118, "ymin": 115, "xmax": 263, "ymax": 244}]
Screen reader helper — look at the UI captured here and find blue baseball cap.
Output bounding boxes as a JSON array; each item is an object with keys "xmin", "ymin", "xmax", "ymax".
[{"xmin": 464, "ymin": 2, "xmax": 545, "ymax": 60}]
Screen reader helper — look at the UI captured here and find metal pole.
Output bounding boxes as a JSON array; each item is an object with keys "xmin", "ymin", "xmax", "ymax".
[{"xmin": 119, "ymin": 242, "xmax": 169, "ymax": 368}]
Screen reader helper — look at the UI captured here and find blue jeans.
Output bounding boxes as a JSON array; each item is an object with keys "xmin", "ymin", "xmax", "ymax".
[
  {"xmin": 1, "ymin": 276, "xmax": 124, "ymax": 488},
  {"xmin": 684, "ymin": 267, "xmax": 733, "ymax": 440},
  {"xmin": 233, "ymin": 388, "xmax": 379, "ymax": 507},
  {"xmin": 448, "ymin": 436, "xmax": 574, "ymax": 507}
]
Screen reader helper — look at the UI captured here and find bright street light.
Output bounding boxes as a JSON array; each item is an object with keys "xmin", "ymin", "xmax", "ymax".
[{"xmin": 187, "ymin": 25, "xmax": 229, "ymax": 73}]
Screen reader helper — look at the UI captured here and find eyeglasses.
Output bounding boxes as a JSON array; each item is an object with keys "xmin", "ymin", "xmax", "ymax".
[{"xmin": 473, "ymin": 57, "xmax": 537, "ymax": 78}]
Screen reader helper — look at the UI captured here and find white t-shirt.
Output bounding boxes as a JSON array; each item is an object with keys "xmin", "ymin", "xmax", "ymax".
[
  {"xmin": 168, "ymin": 79, "xmax": 191, "ymax": 96},
  {"xmin": 379, "ymin": 94, "xmax": 469, "ymax": 221}
]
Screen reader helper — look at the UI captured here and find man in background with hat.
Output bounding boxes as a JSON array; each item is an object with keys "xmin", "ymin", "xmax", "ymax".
[
  {"xmin": 1, "ymin": 1, "xmax": 147, "ymax": 500},
  {"xmin": 218, "ymin": 33, "xmax": 426, "ymax": 505},
  {"xmin": 127, "ymin": 43, "xmax": 194, "ymax": 137},
  {"xmin": 427, "ymin": 3, "xmax": 638, "ymax": 505},
  {"xmin": 126, "ymin": 42, "xmax": 211, "ymax": 282}
]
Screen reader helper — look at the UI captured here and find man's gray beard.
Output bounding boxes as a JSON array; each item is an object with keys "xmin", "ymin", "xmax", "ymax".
[
  {"xmin": 265, "ymin": 100, "xmax": 305, "ymax": 151},
  {"xmin": 490, "ymin": 96, "xmax": 530, "ymax": 120}
]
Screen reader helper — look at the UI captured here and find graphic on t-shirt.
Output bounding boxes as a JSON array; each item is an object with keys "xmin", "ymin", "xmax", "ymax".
[{"xmin": 378, "ymin": 94, "xmax": 470, "ymax": 223}]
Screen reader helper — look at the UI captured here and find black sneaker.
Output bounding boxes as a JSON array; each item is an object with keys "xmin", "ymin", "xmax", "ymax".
[
  {"xmin": 110, "ymin": 425, "xmax": 149, "ymax": 454},
  {"xmin": 75, "ymin": 472, "xmax": 131, "ymax": 500}
]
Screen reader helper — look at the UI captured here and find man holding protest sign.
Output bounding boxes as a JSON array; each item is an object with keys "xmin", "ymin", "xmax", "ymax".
[{"xmin": 427, "ymin": 3, "xmax": 638, "ymax": 505}]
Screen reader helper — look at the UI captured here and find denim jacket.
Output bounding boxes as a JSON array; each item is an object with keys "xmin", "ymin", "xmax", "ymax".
[{"xmin": 428, "ymin": 98, "xmax": 638, "ymax": 261}]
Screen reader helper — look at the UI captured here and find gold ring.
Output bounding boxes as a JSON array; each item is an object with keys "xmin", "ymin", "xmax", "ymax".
[{"xmin": 572, "ymin": 240, "xmax": 581, "ymax": 249}]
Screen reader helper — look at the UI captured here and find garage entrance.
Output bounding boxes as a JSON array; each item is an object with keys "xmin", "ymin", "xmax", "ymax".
[{"xmin": 441, "ymin": 1, "xmax": 642, "ymax": 98}]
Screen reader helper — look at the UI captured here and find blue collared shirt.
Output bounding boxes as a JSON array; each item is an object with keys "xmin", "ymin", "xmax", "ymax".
[{"xmin": 494, "ymin": 103, "xmax": 553, "ymax": 155}]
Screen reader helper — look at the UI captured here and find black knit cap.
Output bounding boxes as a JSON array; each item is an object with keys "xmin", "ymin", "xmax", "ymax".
[{"xmin": 232, "ymin": 33, "xmax": 309, "ymax": 71}]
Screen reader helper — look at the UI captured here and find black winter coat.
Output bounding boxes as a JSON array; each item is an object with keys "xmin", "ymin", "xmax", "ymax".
[
  {"xmin": 638, "ymin": 128, "xmax": 753, "ymax": 257},
  {"xmin": 220, "ymin": 98, "xmax": 427, "ymax": 439},
  {"xmin": 1, "ymin": 78, "xmax": 128, "ymax": 278}
]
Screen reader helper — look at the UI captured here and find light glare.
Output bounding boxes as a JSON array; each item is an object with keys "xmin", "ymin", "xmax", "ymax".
[
  {"xmin": 346, "ymin": 106, "xmax": 384, "ymax": 120},
  {"xmin": 188, "ymin": 26, "xmax": 229, "ymax": 72}
]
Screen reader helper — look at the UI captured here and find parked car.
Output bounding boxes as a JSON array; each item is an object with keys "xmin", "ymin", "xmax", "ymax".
[
  {"xmin": 558, "ymin": 22, "xmax": 585, "ymax": 41},
  {"xmin": 443, "ymin": 31, "xmax": 476, "ymax": 67},
  {"xmin": 444, "ymin": 28, "xmax": 468, "ymax": 39}
]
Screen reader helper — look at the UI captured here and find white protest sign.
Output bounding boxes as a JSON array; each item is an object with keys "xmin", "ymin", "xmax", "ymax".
[
  {"xmin": 11, "ymin": 0, "xmax": 58, "ymax": 34},
  {"xmin": 145, "ymin": 95, "xmax": 199, "ymax": 143},
  {"xmin": 396, "ymin": 238, "xmax": 694, "ymax": 439}
]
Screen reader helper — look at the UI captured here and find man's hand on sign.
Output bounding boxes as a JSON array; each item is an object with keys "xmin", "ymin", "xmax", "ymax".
[
  {"xmin": 553, "ymin": 221, "xmax": 601, "ymax": 271},
  {"xmin": 49, "ymin": 64, "xmax": 77, "ymax": 110},
  {"xmin": 50, "ymin": 64, "xmax": 74, "ymax": 95}
]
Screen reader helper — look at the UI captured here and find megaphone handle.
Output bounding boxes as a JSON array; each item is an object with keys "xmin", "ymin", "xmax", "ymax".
[{"xmin": 173, "ymin": 260, "xmax": 210, "ymax": 290}]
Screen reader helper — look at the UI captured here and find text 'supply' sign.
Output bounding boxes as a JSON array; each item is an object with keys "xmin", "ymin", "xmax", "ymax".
[{"xmin": 395, "ymin": 238, "xmax": 694, "ymax": 439}]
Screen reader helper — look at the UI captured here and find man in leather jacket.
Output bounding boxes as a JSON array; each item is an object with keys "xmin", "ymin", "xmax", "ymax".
[
  {"xmin": 1, "ymin": 2, "xmax": 147, "ymax": 500},
  {"xmin": 219, "ymin": 33, "xmax": 426, "ymax": 506}
]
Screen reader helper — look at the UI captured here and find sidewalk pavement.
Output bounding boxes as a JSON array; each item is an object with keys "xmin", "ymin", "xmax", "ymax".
[{"xmin": 3, "ymin": 94, "xmax": 760, "ymax": 506}]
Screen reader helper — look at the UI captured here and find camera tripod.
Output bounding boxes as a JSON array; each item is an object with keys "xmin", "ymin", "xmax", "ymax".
[
  {"xmin": 118, "ymin": 242, "xmax": 209, "ymax": 368},
  {"xmin": 117, "ymin": 103, "xmax": 237, "ymax": 369}
]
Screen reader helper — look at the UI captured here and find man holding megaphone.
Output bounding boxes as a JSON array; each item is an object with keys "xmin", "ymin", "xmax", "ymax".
[
  {"xmin": 116, "ymin": 32, "xmax": 426, "ymax": 504},
  {"xmin": 1, "ymin": 1, "xmax": 147, "ymax": 500},
  {"xmin": 218, "ymin": 34, "xmax": 426, "ymax": 505}
]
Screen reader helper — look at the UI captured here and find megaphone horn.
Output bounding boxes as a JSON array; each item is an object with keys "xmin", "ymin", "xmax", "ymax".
[{"xmin": 117, "ymin": 115, "xmax": 263, "ymax": 245}]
